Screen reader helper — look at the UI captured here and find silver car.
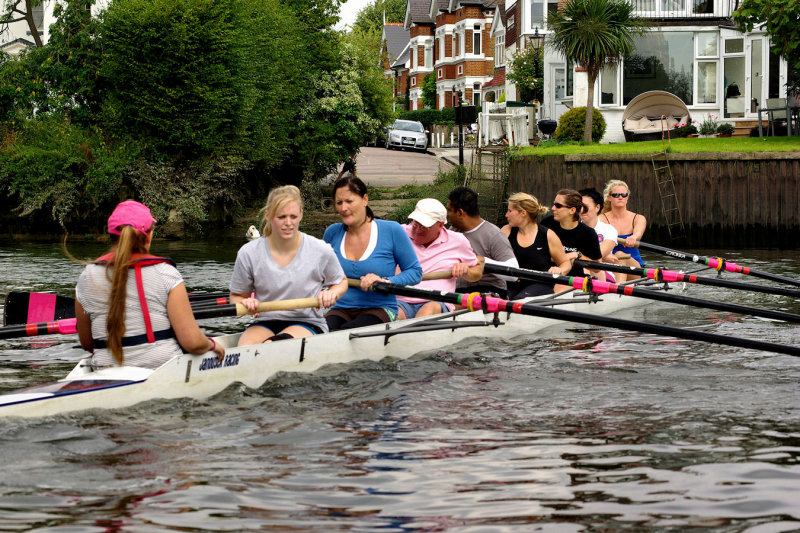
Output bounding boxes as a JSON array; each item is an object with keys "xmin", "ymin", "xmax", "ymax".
[{"xmin": 386, "ymin": 119, "xmax": 428, "ymax": 152}]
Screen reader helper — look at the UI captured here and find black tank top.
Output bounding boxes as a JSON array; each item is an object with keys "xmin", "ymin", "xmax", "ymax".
[{"xmin": 509, "ymin": 226, "xmax": 553, "ymax": 272}]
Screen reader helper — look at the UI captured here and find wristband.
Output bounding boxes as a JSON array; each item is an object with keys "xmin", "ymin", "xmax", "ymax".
[{"xmin": 208, "ymin": 337, "xmax": 217, "ymax": 351}]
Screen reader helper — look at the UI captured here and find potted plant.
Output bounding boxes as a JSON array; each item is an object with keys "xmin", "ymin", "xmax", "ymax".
[
  {"xmin": 716, "ymin": 123, "xmax": 735, "ymax": 137},
  {"xmin": 672, "ymin": 122, "xmax": 697, "ymax": 138},
  {"xmin": 698, "ymin": 114, "xmax": 718, "ymax": 137}
]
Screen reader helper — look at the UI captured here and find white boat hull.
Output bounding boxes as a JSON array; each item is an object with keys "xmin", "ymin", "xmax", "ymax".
[{"xmin": 0, "ymin": 289, "xmax": 656, "ymax": 418}]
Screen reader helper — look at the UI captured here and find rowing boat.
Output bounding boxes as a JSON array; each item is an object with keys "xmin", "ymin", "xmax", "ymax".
[{"xmin": 0, "ymin": 281, "xmax": 670, "ymax": 418}]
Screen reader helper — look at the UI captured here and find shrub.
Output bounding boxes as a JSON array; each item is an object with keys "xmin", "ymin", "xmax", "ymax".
[
  {"xmin": 553, "ymin": 107, "xmax": 606, "ymax": 143},
  {"xmin": 716, "ymin": 122, "xmax": 735, "ymax": 135}
]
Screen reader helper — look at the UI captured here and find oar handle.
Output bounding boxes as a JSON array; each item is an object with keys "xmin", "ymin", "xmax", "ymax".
[
  {"xmin": 616, "ymin": 237, "xmax": 640, "ymax": 248},
  {"xmin": 242, "ymin": 298, "xmax": 321, "ymax": 315}
]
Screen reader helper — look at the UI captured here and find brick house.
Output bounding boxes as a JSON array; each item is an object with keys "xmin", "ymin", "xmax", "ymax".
[{"xmin": 381, "ymin": 23, "xmax": 411, "ymax": 111}]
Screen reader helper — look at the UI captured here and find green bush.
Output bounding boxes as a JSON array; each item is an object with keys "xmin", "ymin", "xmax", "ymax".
[{"xmin": 553, "ymin": 106, "xmax": 606, "ymax": 143}]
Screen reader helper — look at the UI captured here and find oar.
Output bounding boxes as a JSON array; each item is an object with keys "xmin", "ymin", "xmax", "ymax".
[
  {"xmin": 0, "ymin": 298, "xmax": 324, "ymax": 340},
  {"xmin": 3, "ymin": 290, "xmax": 233, "ymax": 326},
  {"xmin": 574, "ymin": 259, "xmax": 800, "ymax": 298},
  {"xmin": 0, "ymin": 318, "xmax": 78, "ymax": 340},
  {"xmin": 485, "ymin": 263, "xmax": 800, "ymax": 323},
  {"xmin": 624, "ymin": 239, "xmax": 800, "ymax": 288},
  {"xmin": 346, "ymin": 270, "xmax": 454, "ymax": 288},
  {"xmin": 368, "ymin": 281, "xmax": 800, "ymax": 357}
]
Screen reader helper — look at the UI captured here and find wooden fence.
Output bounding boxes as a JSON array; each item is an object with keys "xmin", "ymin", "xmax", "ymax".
[{"xmin": 509, "ymin": 151, "xmax": 800, "ymax": 248}]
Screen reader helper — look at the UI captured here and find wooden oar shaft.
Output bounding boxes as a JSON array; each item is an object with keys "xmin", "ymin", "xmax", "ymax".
[
  {"xmin": 192, "ymin": 298, "xmax": 321, "ymax": 320},
  {"xmin": 621, "ymin": 239, "xmax": 800, "ymax": 288},
  {"xmin": 484, "ymin": 263, "xmax": 800, "ymax": 324},
  {"xmin": 369, "ymin": 281, "xmax": 800, "ymax": 357},
  {"xmin": 574, "ymin": 259, "xmax": 800, "ymax": 298}
]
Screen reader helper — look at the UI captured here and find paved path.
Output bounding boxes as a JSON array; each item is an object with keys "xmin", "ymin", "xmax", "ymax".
[{"xmin": 334, "ymin": 146, "xmax": 474, "ymax": 188}]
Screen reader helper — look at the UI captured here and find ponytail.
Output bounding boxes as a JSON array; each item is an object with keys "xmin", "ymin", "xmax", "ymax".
[{"xmin": 105, "ymin": 226, "xmax": 150, "ymax": 365}]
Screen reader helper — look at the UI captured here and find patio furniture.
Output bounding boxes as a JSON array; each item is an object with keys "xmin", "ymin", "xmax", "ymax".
[
  {"xmin": 758, "ymin": 98, "xmax": 795, "ymax": 137},
  {"xmin": 622, "ymin": 91, "xmax": 691, "ymax": 142}
]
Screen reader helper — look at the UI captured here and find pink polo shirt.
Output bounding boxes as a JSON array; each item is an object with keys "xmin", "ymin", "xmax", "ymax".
[{"xmin": 399, "ymin": 224, "xmax": 479, "ymax": 308}]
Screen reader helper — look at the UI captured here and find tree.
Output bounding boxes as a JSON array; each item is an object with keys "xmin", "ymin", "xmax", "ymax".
[
  {"xmin": 0, "ymin": 0, "xmax": 44, "ymax": 47},
  {"xmin": 422, "ymin": 72, "xmax": 436, "ymax": 108},
  {"xmin": 733, "ymin": 0, "xmax": 799, "ymax": 93},
  {"xmin": 547, "ymin": 0, "xmax": 648, "ymax": 143},
  {"xmin": 506, "ymin": 46, "xmax": 544, "ymax": 103},
  {"xmin": 99, "ymin": 0, "xmax": 304, "ymax": 164},
  {"xmin": 352, "ymin": 0, "xmax": 406, "ymax": 34}
]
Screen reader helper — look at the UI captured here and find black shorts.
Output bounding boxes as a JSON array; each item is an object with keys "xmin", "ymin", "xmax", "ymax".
[{"xmin": 250, "ymin": 319, "xmax": 323, "ymax": 335}]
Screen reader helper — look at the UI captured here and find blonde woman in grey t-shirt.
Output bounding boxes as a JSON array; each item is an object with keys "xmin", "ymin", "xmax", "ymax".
[{"xmin": 230, "ymin": 186, "xmax": 348, "ymax": 346}]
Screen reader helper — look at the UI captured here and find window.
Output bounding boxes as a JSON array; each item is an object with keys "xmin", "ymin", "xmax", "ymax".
[
  {"xmin": 495, "ymin": 33, "xmax": 505, "ymax": 67},
  {"xmin": 412, "ymin": 47, "xmax": 417, "ymax": 69},
  {"xmin": 438, "ymin": 68, "xmax": 443, "ymax": 79},
  {"xmin": 439, "ymin": 37, "xmax": 445, "ymax": 60},
  {"xmin": 661, "ymin": 0, "xmax": 685, "ymax": 11},
  {"xmin": 697, "ymin": 61, "xmax": 717, "ymax": 103},
  {"xmin": 454, "ymin": 34, "xmax": 459, "ymax": 57},
  {"xmin": 623, "ymin": 32, "xmax": 695, "ymax": 105},
  {"xmin": 411, "ymin": 77, "xmax": 417, "ymax": 87},
  {"xmin": 425, "ymin": 43, "xmax": 433, "ymax": 68},
  {"xmin": 724, "ymin": 38, "xmax": 743, "ymax": 54},
  {"xmin": 692, "ymin": 0, "xmax": 713, "ymax": 14},
  {"xmin": 465, "ymin": 30, "xmax": 472, "ymax": 56},
  {"xmin": 531, "ymin": 0, "xmax": 544, "ymax": 26},
  {"xmin": 697, "ymin": 33, "xmax": 717, "ymax": 57},
  {"xmin": 554, "ymin": 61, "xmax": 574, "ymax": 100},
  {"xmin": 508, "ymin": 15, "xmax": 515, "ymax": 29},
  {"xmin": 457, "ymin": 65, "xmax": 463, "ymax": 75},
  {"xmin": 473, "ymin": 24, "xmax": 481, "ymax": 55},
  {"xmin": 600, "ymin": 65, "xmax": 618, "ymax": 105}
]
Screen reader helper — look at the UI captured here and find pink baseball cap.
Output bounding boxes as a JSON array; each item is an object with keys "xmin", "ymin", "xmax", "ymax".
[{"xmin": 107, "ymin": 200, "xmax": 157, "ymax": 235}]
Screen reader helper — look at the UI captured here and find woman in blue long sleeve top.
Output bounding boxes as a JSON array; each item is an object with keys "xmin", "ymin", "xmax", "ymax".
[{"xmin": 324, "ymin": 176, "xmax": 422, "ymax": 330}]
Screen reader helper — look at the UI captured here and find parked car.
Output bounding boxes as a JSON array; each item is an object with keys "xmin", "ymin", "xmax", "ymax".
[{"xmin": 385, "ymin": 119, "xmax": 429, "ymax": 152}]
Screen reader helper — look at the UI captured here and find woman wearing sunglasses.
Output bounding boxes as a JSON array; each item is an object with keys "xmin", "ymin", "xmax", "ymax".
[
  {"xmin": 539, "ymin": 189, "xmax": 603, "ymax": 288},
  {"xmin": 600, "ymin": 179, "xmax": 647, "ymax": 267}
]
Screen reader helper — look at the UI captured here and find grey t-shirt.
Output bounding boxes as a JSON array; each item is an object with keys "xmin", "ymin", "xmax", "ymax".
[
  {"xmin": 229, "ymin": 233, "xmax": 345, "ymax": 332},
  {"xmin": 453, "ymin": 219, "xmax": 516, "ymax": 291}
]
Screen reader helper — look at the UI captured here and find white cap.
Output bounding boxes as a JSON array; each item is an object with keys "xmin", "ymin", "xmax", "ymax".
[{"xmin": 408, "ymin": 198, "xmax": 447, "ymax": 227}]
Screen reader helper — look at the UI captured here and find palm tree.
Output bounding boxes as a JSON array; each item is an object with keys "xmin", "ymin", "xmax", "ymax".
[{"xmin": 547, "ymin": 0, "xmax": 649, "ymax": 144}]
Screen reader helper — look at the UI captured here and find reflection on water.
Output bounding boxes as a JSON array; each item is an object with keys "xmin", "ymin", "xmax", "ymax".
[{"xmin": 0, "ymin": 241, "xmax": 799, "ymax": 530}]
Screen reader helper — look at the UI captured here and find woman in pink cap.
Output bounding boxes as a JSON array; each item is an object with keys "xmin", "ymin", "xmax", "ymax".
[{"xmin": 75, "ymin": 200, "xmax": 225, "ymax": 368}]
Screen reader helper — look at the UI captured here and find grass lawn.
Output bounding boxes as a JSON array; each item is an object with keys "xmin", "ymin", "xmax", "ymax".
[{"xmin": 519, "ymin": 136, "xmax": 800, "ymax": 156}]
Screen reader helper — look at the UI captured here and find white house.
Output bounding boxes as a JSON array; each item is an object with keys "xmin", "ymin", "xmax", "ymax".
[{"xmin": 502, "ymin": 0, "xmax": 788, "ymax": 142}]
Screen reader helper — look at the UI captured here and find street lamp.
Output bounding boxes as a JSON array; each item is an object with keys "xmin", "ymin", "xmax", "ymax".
[{"xmin": 528, "ymin": 27, "xmax": 544, "ymax": 104}]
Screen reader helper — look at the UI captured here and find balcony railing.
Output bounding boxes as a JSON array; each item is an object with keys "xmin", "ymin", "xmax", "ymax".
[
  {"xmin": 530, "ymin": 0, "xmax": 739, "ymax": 28},
  {"xmin": 630, "ymin": 0, "xmax": 738, "ymax": 18}
]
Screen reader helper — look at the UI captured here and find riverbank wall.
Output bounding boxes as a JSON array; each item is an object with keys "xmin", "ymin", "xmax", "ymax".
[{"xmin": 509, "ymin": 151, "xmax": 800, "ymax": 248}]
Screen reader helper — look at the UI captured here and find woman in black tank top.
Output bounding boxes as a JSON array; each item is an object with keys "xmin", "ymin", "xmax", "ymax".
[{"xmin": 501, "ymin": 193, "xmax": 571, "ymax": 299}]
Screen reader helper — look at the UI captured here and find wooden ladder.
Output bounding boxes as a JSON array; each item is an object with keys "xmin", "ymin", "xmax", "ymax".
[{"xmin": 650, "ymin": 150, "xmax": 684, "ymax": 239}]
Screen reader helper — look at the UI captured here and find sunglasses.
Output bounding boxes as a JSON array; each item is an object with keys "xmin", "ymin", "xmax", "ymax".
[
  {"xmin": 552, "ymin": 202, "xmax": 572, "ymax": 209},
  {"xmin": 610, "ymin": 192, "xmax": 629, "ymax": 198}
]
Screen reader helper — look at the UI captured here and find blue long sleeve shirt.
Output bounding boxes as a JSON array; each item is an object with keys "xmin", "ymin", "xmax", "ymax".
[{"xmin": 323, "ymin": 219, "xmax": 422, "ymax": 313}]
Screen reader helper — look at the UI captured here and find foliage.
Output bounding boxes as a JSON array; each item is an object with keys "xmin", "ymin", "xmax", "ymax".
[
  {"xmin": 553, "ymin": 106, "xmax": 606, "ymax": 142},
  {"xmin": 672, "ymin": 121, "xmax": 697, "ymax": 137},
  {"xmin": 716, "ymin": 122, "xmax": 735, "ymax": 135},
  {"xmin": 422, "ymin": 73, "xmax": 436, "ymax": 109},
  {"xmin": 384, "ymin": 167, "xmax": 464, "ymax": 223},
  {"xmin": 547, "ymin": 0, "xmax": 649, "ymax": 143},
  {"xmin": 294, "ymin": 43, "xmax": 383, "ymax": 183},
  {"xmin": 125, "ymin": 156, "xmax": 250, "ymax": 234},
  {"xmin": 352, "ymin": 0, "xmax": 406, "ymax": 33},
  {"xmin": 506, "ymin": 46, "xmax": 544, "ymax": 102},
  {"xmin": 519, "ymin": 136, "xmax": 800, "ymax": 155},
  {"xmin": 0, "ymin": 115, "xmax": 140, "ymax": 230},
  {"xmin": 344, "ymin": 28, "xmax": 394, "ymax": 130},
  {"xmin": 99, "ymin": 0, "xmax": 303, "ymax": 163},
  {"xmin": 698, "ymin": 113, "xmax": 718, "ymax": 135},
  {"xmin": 733, "ymin": 0, "xmax": 800, "ymax": 93},
  {"xmin": 397, "ymin": 108, "xmax": 462, "ymax": 127}
]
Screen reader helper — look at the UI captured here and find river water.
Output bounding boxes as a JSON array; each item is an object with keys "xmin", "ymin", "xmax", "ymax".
[{"xmin": 0, "ymin": 239, "xmax": 798, "ymax": 532}]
